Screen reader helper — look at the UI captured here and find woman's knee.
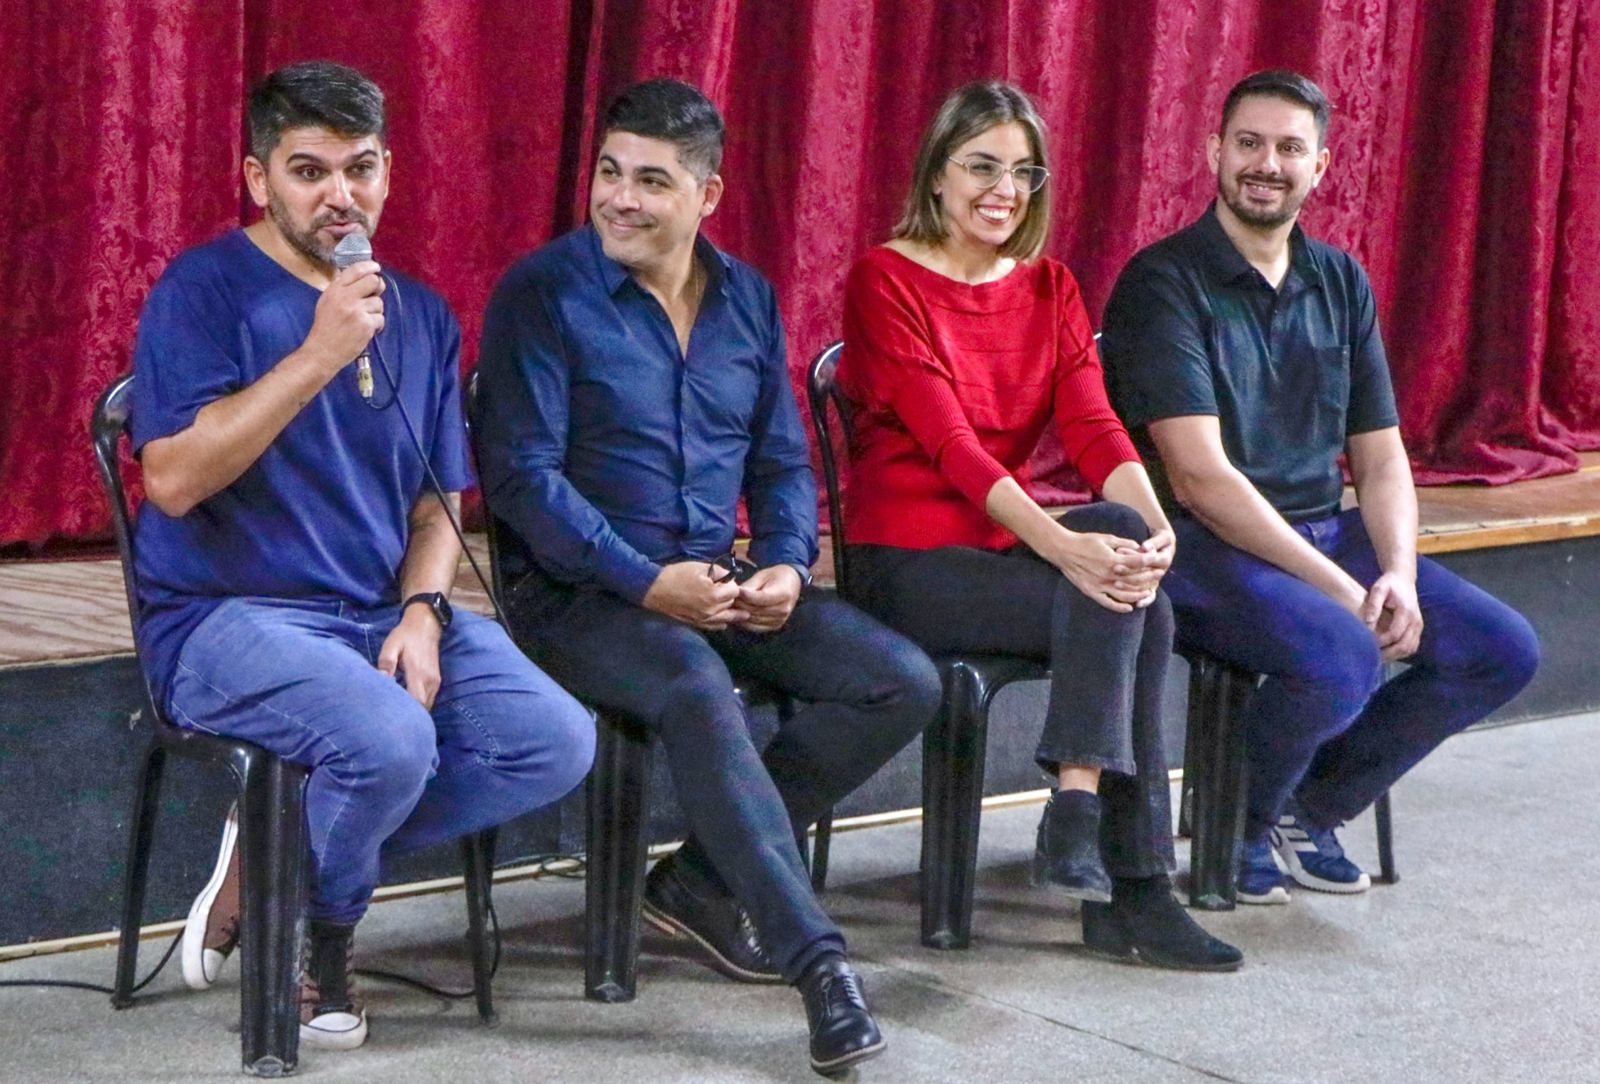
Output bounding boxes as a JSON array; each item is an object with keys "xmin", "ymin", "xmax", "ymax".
[{"xmin": 1060, "ymin": 500, "xmax": 1151, "ymax": 543}]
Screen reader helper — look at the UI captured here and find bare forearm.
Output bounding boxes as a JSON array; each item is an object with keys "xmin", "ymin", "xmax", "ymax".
[
  {"xmin": 1176, "ymin": 466, "xmax": 1365, "ymax": 610},
  {"xmin": 1098, "ymin": 460, "xmax": 1171, "ymax": 536},
  {"xmin": 399, "ymin": 494, "xmax": 463, "ymax": 598},
  {"xmin": 1353, "ymin": 455, "xmax": 1418, "ymax": 580},
  {"xmin": 142, "ymin": 346, "xmax": 339, "ymax": 515},
  {"xmin": 985, "ymin": 477, "xmax": 1073, "ymax": 557}
]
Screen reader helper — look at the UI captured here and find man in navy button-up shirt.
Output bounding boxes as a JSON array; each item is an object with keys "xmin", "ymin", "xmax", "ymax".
[{"xmin": 477, "ymin": 79, "xmax": 939, "ymax": 1075}]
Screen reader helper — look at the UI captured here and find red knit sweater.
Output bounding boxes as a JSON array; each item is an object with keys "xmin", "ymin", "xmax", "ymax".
[{"xmin": 838, "ymin": 246, "xmax": 1140, "ymax": 551}]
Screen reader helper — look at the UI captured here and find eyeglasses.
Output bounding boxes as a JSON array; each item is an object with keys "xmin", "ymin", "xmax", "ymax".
[
  {"xmin": 946, "ymin": 156, "xmax": 1050, "ymax": 193},
  {"xmin": 708, "ymin": 553, "xmax": 758, "ymax": 585}
]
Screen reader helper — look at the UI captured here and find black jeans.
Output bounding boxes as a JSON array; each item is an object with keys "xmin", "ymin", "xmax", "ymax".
[
  {"xmin": 509, "ymin": 569, "xmax": 942, "ymax": 981},
  {"xmin": 848, "ymin": 502, "xmax": 1175, "ymax": 879}
]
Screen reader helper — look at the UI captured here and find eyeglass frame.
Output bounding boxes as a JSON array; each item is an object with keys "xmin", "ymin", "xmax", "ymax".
[
  {"xmin": 707, "ymin": 552, "xmax": 759, "ymax": 585},
  {"xmin": 945, "ymin": 155, "xmax": 1051, "ymax": 193}
]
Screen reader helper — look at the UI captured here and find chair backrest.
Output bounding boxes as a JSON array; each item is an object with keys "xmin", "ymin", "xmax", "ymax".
[
  {"xmin": 805, "ymin": 340, "xmax": 854, "ymax": 599},
  {"xmin": 90, "ymin": 372, "xmax": 162, "ymax": 716},
  {"xmin": 462, "ymin": 368, "xmax": 515, "ymax": 605}
]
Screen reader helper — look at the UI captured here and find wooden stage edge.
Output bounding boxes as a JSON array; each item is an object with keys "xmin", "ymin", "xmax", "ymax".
[{"xmin": 0, "ymin": 453, "xmax": 1595, "ymax": 669}]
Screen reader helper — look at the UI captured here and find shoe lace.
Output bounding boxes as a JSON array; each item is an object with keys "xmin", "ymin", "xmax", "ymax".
[{"xmin": 819, "ymin": 971, "xmax": 867, "ymax": 1017}]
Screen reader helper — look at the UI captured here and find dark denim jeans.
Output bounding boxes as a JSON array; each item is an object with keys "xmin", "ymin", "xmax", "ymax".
[
  {"xmin": 168, "ymin": 598, "xmax": 596, "ymax": 924},
  {"xmin": 508, "ymin": 573, "xmax": 941, "ymax": 983},
  {"xmin": 1165, "ymin": 509, "xmax": 1540, "ymax": 836},
  {"xmin": 848, "ymin": 501, "xmax": 1178, "ymax": 880}
]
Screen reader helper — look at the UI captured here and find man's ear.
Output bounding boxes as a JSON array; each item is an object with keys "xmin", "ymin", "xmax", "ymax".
[
  {"xmin": 1205, "ymin": 132, "xmax": 1222, "ymax": 177},
  {"xmin": 243, "ymin": 155, "xmax": 270, "ymax": 208},
  {"xmin": 701, "ymin": 173, "xmax": 724, "ymax": 217}
]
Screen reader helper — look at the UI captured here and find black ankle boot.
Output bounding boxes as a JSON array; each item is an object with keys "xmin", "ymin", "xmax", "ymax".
[
  {"xmin": 798, "ymin": 953, "xmax": 885, "ymax": 1075},
  {"xmin": 1082, "ymin": 876, "xmax": 1244, "ymax": 972},
  {"xmin": 1032, "ymin": 789, "xmax": 1112, "ymax": 902}
]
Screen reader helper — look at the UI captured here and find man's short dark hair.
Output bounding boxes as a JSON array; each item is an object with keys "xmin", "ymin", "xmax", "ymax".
[
  {"xmin": 247, "ymin": 60, "xmax": 387, "ymax": 162},
  {"xmin": 602, "ymin": 78, "xmax": 724, "ymax": 181},
  {"xmin": 1220, "ymin": 69, "xmax": 1332, "ymax": 145}
]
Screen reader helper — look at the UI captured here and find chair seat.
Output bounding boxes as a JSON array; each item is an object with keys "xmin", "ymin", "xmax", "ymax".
[{"xmin": 932, "ymin": 654, "xmax": 1048, "ymax": 690}]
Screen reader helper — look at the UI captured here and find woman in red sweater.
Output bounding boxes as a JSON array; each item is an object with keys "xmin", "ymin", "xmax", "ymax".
[{"xmin": 839, "ymin": 81, "xmax": 1240, "ymax": 971}]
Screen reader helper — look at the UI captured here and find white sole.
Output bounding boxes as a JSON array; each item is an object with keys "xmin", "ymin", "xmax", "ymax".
[
  {"xmin": 300, "ymin": 1012, "xmax": 369, "ymax": 1050},
  {"xmin": 181, "ymin": 802, "xmax": 240, "ymax": 990},
  {"xmin": 1275, "ymin": 837, "xmax": 1371, "ymax": 894},
  {"xmin": 1236, "ymin": 885, "xmax": 1291, "ymax": 905}
]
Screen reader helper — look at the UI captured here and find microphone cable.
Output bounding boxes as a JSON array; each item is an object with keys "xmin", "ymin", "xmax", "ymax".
[{"xmin": 365, "ymin": 271, "xmax": 507, "ymax": 628}]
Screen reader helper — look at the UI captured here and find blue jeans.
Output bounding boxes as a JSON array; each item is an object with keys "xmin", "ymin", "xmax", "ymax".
[
  {"xmin": 510, "ymin": 572, "xmax": 942, "ymax": 982},
  {"xmin": 168, "ymin": 597, "xmax": 595, "ymax": 924},
  {"xmin": 1165, "ymin": 510, "xmax": 1540, "ymax": 836}
]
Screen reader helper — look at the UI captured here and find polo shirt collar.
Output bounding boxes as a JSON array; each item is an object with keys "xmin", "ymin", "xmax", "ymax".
[
  {"xmin": 1193, "ymin": 201, "xmax": 1323, "ymax": 291},
  {"xmin": 586, "ymin": 224, "xmax": 733, "ymax": 299}
]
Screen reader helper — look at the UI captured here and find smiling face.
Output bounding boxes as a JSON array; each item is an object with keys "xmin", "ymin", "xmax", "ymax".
[
  {"xmin": 243, "ymin": 126, "xmax": 389, "ymax": 268},
  {"xmin": 934, "ymin": 121, "xmax": 1036, "ymax": 257},
  {"xmin": 589, "ymin": 130, "xmax": 722, "ymax": 278},
  {"xmin": 1208, "ymin": 94, "xmax": 1329, "ymax": 232}
]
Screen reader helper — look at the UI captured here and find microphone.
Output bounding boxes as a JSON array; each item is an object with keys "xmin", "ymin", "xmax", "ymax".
[{"xmin": 332, "ymin": 232, "xmax": 376, "ymax": 400}]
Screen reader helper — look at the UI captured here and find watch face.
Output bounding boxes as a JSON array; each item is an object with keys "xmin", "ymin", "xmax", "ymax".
[{"xmin": 435, "ymin": 594, "xmax": 453, "ymax": 626}]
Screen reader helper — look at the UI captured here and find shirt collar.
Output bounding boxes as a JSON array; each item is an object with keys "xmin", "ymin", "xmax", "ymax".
[
  {"xmin": 1193, "ymin": 201, "xmax": 1323, "ymax": 292},
  {"xmin": 586, "ymin": 224, "xmax": 733, "ymax": 299}
]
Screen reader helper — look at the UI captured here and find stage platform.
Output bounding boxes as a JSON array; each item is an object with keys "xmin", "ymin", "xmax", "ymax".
[
  {"xmin": 4, "ymin": 453, "xmax": 1596, "ymax": 667},
  {"xmin": 2, "ymin": 458, "xmax": 1596, "ymax": 950}
]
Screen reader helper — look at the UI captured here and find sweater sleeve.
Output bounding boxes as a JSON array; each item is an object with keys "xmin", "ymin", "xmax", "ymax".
[
  {"xmin": 1050, "ymin": 265, "xmax": 1141, "ymax": 490},
  {"xmin": 841, "ymin": 255, "xmax": 1012, "ymax": 510}
]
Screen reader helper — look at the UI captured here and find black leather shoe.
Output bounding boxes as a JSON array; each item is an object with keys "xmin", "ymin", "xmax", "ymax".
[
  {"xmin": 1032, "ymin": 789, "xmax": 1112, "ymax": 902},
  {"xmin": 1082, "ymin": 876, "xmax": 1244, "ymax": 972},
  {"xmin": 799, "ymin": 955, "xmax": 885, "ymax": 1075},
  {"xmin": 641, "ymin": 855, "xmax": 782, "ymax": 983}
]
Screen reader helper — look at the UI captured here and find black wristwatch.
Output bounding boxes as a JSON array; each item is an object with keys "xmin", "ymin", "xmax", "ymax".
[{"xmin": 402, "ymin": 591, "xmax": 453, "ymax": 630}]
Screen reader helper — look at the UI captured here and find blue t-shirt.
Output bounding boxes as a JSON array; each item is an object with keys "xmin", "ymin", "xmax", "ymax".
[{"xmin": 129, "ymin": 229, "xmax": 470, "ymax": 707}]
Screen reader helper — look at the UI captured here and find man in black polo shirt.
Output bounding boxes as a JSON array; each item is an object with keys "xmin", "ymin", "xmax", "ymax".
[{"xmin": 1101, "ymin": 69, "xmax": 1539, "ymax": 905}]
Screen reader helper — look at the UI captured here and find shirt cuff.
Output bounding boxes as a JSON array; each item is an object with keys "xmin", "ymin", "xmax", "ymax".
[
  {"xmin": 596, "ymin": 547, "xmax": 663, "ymax": 606},
  {"xmin": 749, "ymin": 531, "xmax": 816, "ymax": 575},
  {"xmin": 1074, "ymin": 430, "xmax": 1143, "ymax": 492}
]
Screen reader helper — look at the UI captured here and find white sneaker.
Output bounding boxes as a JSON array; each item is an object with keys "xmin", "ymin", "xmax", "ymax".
[{"xmin": 181, "ymin": 803, "xmax": 240, "ymax": 989}]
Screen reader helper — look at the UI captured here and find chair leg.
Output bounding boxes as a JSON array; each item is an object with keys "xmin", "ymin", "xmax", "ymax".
[
  {"xmin": 1186, "ymin": 658, "xmax": 1252, "ymax": 912},
  {"xmin": 809, "ymin": 811, "xmax": 833, "ymax": 893},
  {"xmin": 237, "ymin": 754, "xmax": 308, "ymax": 1078},
  {"xmin": 461, "ymin": 828, "xmax": 499, "ymax": 1023},
  {"xmin": 112, "ymin": 743, "xmax": 167, "ymax": 1009},
  {"xmin": 1374, "ymin": 790, "xmax": 1398, "ymax": 884},
  {"xmin": 920, "ymin": 663, "xmax": 989, "ymax": 950},
  {"xmin": 585, "ymin": 714, "xmax": 652, "ymax": 1003}
]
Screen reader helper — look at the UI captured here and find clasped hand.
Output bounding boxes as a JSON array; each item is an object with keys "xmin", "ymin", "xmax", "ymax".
[
  {"xmin": 642, "ymin": 561, "xmax": 803, "ymax": 632},
  {"xmin": 1052, "ymin": 527, "xmax": 1174, "ymax": 613}
]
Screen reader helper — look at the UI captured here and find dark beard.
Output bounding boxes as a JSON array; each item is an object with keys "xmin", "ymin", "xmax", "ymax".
[
  {"xmin": 1219, "ymin": 175, "xmax": 1303, "ymax": 230},
  {"xmin": 265, "ymin": 187, "xmax": 371, "ymax": 266}
]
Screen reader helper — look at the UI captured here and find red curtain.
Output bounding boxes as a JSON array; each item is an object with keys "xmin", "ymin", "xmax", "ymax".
[{"xmin": 2, "ymin": 0, "xmax": 1596, "ymax": 547}]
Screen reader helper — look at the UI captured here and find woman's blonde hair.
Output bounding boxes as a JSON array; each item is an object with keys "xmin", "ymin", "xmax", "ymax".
[{"xmin": 892, "ymin": 81, "xmax": 1052, "ymax": 261}]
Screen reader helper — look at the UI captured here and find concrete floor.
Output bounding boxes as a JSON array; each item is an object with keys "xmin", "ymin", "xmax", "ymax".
[{"xmin": 4, "ymin": 711, "xmax": 1598, "ymax": 1084}]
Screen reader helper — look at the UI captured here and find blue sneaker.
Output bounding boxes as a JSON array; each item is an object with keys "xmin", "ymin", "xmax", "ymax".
[
  {"xmin": 1273, "ymin": 803, "xmax": 1371, "ymax": 894},
  {"xmin": 1236, "ymin": 835, "xmax": 1290, "ymax": 905}
]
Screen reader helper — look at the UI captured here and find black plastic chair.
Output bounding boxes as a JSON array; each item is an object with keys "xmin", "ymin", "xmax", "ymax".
[
  {"xmin": 1177, "ymin": 656, "xmax": 1398, "ymax": 909},
  {"xmin": 92, "ymin": 375, "xmax": 500, "ymax": 1076},
  {"xmin": 807, "ymin": 341, "xmax": 1049, "ymax": 949}
]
